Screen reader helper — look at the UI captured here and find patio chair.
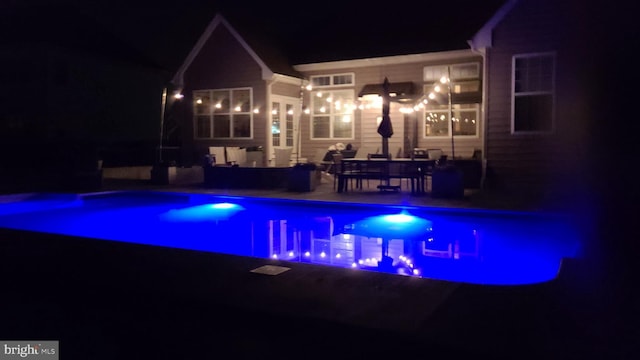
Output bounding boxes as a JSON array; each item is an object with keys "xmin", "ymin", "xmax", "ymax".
[
  {"xmin": 357, "ymin": 146, "xmax": 379, "ymax": 158},
  {"xmin": 332, "ymin": 153, "xmax": 361, "ymax": 191},
  {"xmin": 273, "ymin": 148, "xmax": 293, "ymax": 167},
  {"xmin": 208, "ymin": 146, "xmax": 226, "ymax": 165},
  {"xmin": 226, "ymin": 147, "xmax": 247, "ymax": 166}
]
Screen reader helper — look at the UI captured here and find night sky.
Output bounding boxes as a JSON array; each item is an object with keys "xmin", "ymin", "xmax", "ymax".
[{"xmin": 3, "ymin": 0, "xmax": 506, "ymax": 72}]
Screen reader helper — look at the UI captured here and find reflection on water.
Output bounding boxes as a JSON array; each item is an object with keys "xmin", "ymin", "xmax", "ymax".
[{"xmin": 0, "ymin": 191, "xmax": 581, "ymax": 285}]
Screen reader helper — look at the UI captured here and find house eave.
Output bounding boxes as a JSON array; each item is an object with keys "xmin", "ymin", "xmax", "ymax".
[
  {"xmin": 468, "ymin": 0, "xmax": 519, "ymax": 51},
  {"xmin": 269, "ymin": 73, "xmax": 307, "ymax": 85},
  {"xmin": 292, "ymin": 49, "xmax": 476, "ymax": 72}
]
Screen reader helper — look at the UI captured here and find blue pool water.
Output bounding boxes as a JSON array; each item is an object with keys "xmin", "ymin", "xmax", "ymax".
[{"xmin": 0, "ymin": 191, "xmax": 581, "ymax": 285}]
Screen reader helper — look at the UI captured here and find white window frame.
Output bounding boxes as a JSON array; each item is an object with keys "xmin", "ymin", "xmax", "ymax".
[
  {"xmin": 511, "ymin": 52, "xmax": 556, "ymax": 135},
  {"xmin": 310, "ymin": 89, "xmax": 355, "ymax": 140},
  {"xmin": 423, "ymin": 62, "xmax": 480, "ymax": 82},
  {"xmin": 193, "ymin": 87, "xmax": 254, "ymax": 139},
  {"xmin": 422, "ymin": 61, "xmax": 481, "ymax": 139},
  {"xmin": 422, "ymin": 103, "xmax": 480, "ymax": 139},
  {"xmin": 310, "ymin": 73, "xmax": 355, "ymax": 88}
]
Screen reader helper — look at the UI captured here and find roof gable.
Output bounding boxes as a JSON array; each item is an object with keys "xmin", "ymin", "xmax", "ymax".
[
  {"xmin": 469, "ymin": 0, "xmax": 520, "ymax": 50},
  {"xmin": 172, "ymin": 13, "xmax": 301, "ymax": 88}
]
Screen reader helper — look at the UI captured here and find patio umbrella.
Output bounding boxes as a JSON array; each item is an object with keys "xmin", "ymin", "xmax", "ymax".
[{"xmin": 378, "ymin": 77, "xmax": 394, "ymax": 157}]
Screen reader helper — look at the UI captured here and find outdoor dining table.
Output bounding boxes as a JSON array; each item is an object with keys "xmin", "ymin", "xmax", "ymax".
[{"xmin": 336, "ymin": 158, "xmax": 436, "ymax": 194}]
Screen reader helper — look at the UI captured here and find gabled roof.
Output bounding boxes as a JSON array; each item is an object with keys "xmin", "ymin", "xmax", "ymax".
[
  {"xmin": 171, "ymin": 13, "xmax": 303, "ymax": 88},
  {"xmin": 468, "ymin": 0, "xmax": 520, "ymax": 50}
]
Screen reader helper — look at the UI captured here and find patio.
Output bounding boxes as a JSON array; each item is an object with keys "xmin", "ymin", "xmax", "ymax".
[{"xmin": 98, "ymin": 169, "xmax": 571, "ymax": 213}]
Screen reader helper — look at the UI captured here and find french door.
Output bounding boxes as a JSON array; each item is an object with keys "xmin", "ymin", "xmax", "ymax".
[{"xmin": 271, "ymin": 96, "xmax": 299, "ymax": 154}]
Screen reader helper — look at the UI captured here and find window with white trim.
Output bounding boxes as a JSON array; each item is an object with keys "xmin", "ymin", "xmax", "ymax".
[
  {"xmin": 193, "ymin": 88, "xmax": 252, "ymax": 139},
  {"xmin": 424, "ymin": 62, "xmax": 479, "ymax": 82},
  {"xmin": 310, "ymin": 73, "xmax": 354, "ymax": 88},
  {"xmin": 422, "ymin": 62, "xmax": 481, "ymax": 138},
  {"xmin": 311, "ymin": 89, "xmax": 355, "ymax": 139},
  {"xmin": 512, "ymin": 52, "xmax": 555, "ymax": 133},
  {"xmin": 424, "ymin": 104, "xmax": 479, "ymax": 137}
]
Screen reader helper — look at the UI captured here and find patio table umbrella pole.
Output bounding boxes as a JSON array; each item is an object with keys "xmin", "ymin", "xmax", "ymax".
[
  {"xmin": 448, "ymin": 66, "xmax": 455, "ymax": 162},
  {"xmin": 158, "ymin": 86, "xmax": 168, "ymax": 164},
  {"xmin": 378, "ymin": 77, "xmax": 394, "ymax": 157}
]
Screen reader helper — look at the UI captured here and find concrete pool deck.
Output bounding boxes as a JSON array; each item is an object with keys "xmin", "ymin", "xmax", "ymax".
[{"xmin": 0, "ymin": 177, "xmax": 631, "ymax": 358}]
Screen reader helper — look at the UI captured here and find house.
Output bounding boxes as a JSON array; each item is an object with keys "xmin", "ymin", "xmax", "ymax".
[{"xmin": 171, "ymin": 0, "xmax": 589, "ymax": 200}]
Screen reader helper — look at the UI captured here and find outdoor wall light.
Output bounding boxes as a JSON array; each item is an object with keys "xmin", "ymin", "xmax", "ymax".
[
  {"xmin": 196, "ymin": 98, "xmax": 203, "ymax": 104},
  {"xmin": 253, "ymin": 107, "xmax": 260, "ymax": 114},
  {"xmin": 173, "ymin": 93, "xmax": 184, "ymax": 99}
]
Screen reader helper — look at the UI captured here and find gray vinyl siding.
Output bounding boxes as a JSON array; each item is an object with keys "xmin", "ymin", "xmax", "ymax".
[
  {"xmin": 271, "ymin": 82, "xmax": 301, "ymax": 98},
  {"xmin": 484, "ymin": 0, "xmax": 580, "ymax": 194},
  {"xmin": 298, "ymin": 54, "xmax": 483, "ymax": 160},
  {"xmin": 182, "ymin": 25, "xmax": 268, "ymax": 161}
]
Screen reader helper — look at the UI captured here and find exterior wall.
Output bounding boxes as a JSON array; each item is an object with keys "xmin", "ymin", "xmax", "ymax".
[
  {"xmin": 271, "ymin": 81, "xmax": 301, "ymax": 98},
  {"xmin": 180, "ymin": 25, "xmax": 269, "ymax": 165},
  {"xmin": 485, "ymin": 0, "xmax": 586, "ymax": 197},
  {"xmin": 296, "ymin": 54, "xmax": 484, "ymax": 161}
]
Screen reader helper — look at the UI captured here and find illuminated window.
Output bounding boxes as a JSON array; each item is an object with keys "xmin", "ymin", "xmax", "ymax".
[
  {"xmin": 310, "ymin": 73, "xmax": 354, "ymax": 88},
  {"xmin": 193, "ymin": 88, "xmax": 252, "ymax": 139},
  {"xmin": 311, "ymin": 89, "xmax": 354, "ymax": 139},
  {"xmin": 512, "ymin": 52, "xmax": 555, "ymax": 133},
  {"xmin": 422, "ymin": 63, "xmax": 480, "ymax": 138},
  {"xmin": 424, "ymin": 104, "xmax": 478, "ymax": 137}
]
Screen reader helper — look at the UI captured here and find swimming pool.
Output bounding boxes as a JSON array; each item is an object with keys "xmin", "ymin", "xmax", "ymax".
[{"xmin": 0, "ymin": 190, "xmax": 581, "ymax": 285}]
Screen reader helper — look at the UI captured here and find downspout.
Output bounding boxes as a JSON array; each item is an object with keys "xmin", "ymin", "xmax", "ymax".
[
  {"xmin": 297, "ymin": 79, "xmax": 304, "ymax": 164},
  {"xmin": 470, "ymin": 41, "xmax": 489, "ymax": 189},
  {"xmin": 266, "ymin": 78, "xmax": 275, "ymax": 166}
]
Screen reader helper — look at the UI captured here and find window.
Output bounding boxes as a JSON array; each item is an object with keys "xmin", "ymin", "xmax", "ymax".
[
  {"xmin": 193, "ymin": 88, "xmax": 252, "ymax": 139},
  {"xmin": 424, "ymin": 62, "xmax": 479, "ymax": 82},
  {"xmin": 424, "ymin": 104, "xmax": 478, "ymax": 137},
  {"xmin": 512, "ymin": 53, "xmax": 555, "ymax": 133},
  {"xmin": 310, "ymin": 73, "xmax": 354, "ymax": 88},
  {"xmin": 422, "ymin": 63, "xmax": 481, "ymax": 138},
  {"xmin": 311, "ymin": 89, "xmax": 355, "ymax": 139}
]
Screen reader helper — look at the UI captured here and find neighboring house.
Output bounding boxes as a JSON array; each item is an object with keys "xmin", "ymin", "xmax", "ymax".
[{"xmin": 172, "ymin": 0, "xmax": 587, "ymax": 198}]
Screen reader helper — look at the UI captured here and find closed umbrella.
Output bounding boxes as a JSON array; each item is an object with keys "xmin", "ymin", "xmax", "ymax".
[{"xmin": 377, "ymin": 77, "xmax": 394, "ymax": 157}]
